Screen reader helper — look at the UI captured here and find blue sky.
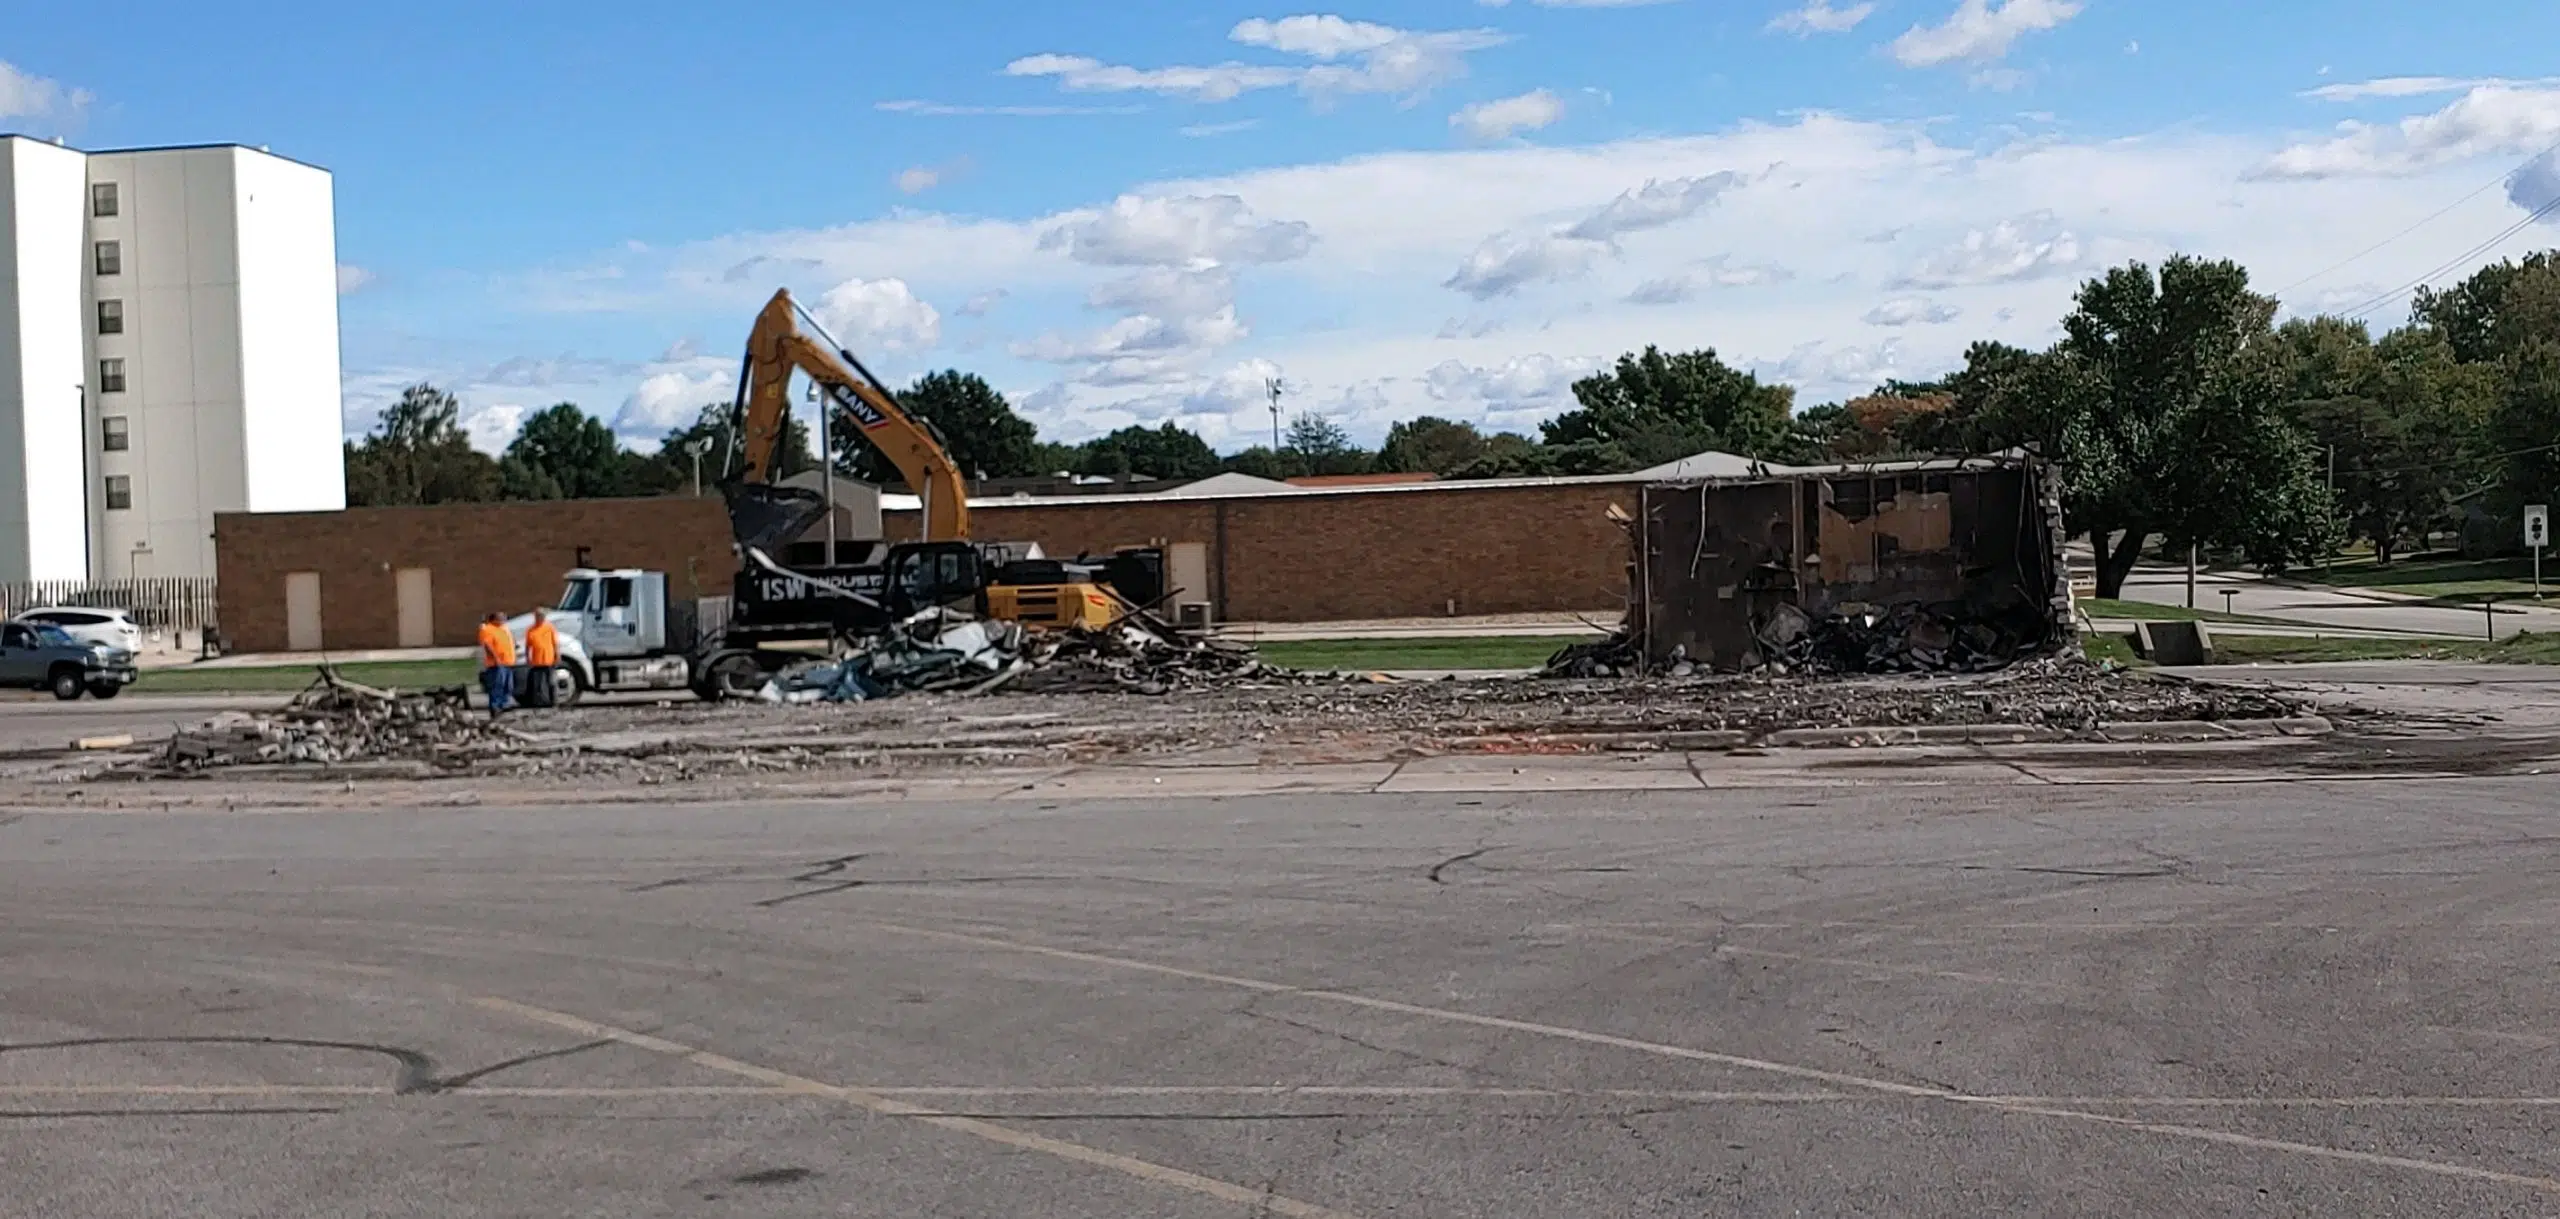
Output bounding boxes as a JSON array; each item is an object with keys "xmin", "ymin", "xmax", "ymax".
[{"xmin": 9, "ymin": 1, "xmax": 2560, "ymax": 454}]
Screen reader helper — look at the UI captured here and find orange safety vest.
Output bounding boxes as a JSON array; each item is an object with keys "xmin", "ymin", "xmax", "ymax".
[
  {"xmin": 477, "ymin": 622, "xmax": 517, "ymax": 668},
  {"xmin": 525, "ymin": 620, "xmax": 559, "ymax": 667}
]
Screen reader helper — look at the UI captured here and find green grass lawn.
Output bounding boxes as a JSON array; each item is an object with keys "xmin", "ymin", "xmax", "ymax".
[
  {"xmin": 132, "ymin": 658, "xmax": 479, "ymax": 695},
  {"xmin": 1254, "ymin": 635, "xmax": 1592, "ymax": 672},
  {"xmin": 2294, "ymin": 553, "xmax": 2558, "ymax": 604}
]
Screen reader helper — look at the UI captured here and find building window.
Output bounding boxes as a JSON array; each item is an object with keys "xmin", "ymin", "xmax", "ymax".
[
  {"xmin": 104, "ymin": 475, "xmax": 131, "ymax": 511},
  {"xmin": 91, "ymin": 182, "xmax": 118, "ymax": 217},
  {"xmin": 94, "ymin": 241, "xmax": 120, "ymax": 276},
  {"xmin": 98, "ymin": 359, "xmax": 125, "ymax": 393},
  {"xmin": 96, "ymin": 299, "xmax": 123, "ymax": 335},
  {"xmin": 102, "ymin": 416, "xmax": 129, "ymax": 451}
]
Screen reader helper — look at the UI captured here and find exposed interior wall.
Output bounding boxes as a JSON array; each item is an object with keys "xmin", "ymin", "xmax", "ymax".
[{"xmin": 1637, "ymin": 463, "xmax": 2067, "ymax": 669}]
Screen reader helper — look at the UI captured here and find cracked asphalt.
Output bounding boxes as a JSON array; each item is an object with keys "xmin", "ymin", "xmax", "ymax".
[{"xmin": 7, "ymin": 773, "xmax": 2560, "ymax": 1216}]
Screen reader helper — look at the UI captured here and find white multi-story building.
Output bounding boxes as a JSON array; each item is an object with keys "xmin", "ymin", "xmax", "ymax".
[{"xmin": 0, "ymin": 135, "xmax": 344, "ymax": 582}]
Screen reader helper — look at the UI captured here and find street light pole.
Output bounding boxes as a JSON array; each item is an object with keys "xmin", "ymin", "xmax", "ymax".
[{"xmin": 1265, "ymin": 378, "xmax": 1284, "ymax": 452}]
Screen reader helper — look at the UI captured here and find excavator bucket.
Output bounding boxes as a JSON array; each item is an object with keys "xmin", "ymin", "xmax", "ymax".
[{"xmin": 721, "ymin": 483, "xmax": 831, "ymax": 555}]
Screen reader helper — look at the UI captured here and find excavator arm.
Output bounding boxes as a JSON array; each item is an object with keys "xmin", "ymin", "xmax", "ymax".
[{"xmin": 735, "ymin": 289, "xmax": 971, "ymax": 542}]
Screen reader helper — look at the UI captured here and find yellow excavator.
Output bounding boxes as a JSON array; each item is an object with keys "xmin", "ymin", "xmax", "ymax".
[{"xmin": 722, "ymin": 288, "xmax": 1151, "ymax": 634}]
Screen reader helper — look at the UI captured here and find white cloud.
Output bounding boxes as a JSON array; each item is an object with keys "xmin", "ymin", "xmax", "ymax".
[
  {"xmin": 336, "ymin": 264, "xmax": 376, "ymax": 295},
  {"xmin": 1768, "ymin": 1, "xmax": 1877, "ymax": 35},
  {"xmin": 956, "ymin": 289, "xmax": 1009, "ymax": 317},
  {"xmin": 2300, "ymin": 76, "xmax": 2551, "ymax": 103},
  {"xmin": 461, "ymin": 403, "xmax": 527, "ymax": 456},
  {"xmin": 473, "ymin": 108, "xmax": 2560, "ymax": 450},
  {"xmin": 1696, "ymin": 254, "xmax": 1793, "ymax": 286},
  {"xmin": 1444, "ymin": 232, "xmax": 1614, "ymax": 299},
  {"xmin": 895, "ymin": 166, "xmax": 941, "ymax": 194},
  {"xmin": 1180, "ymin": 119, "xmax": 1262, "ymax": 137},
  {"xmin": 1007, "ymin": 18, "xmax": 1506, "ymax": 108},
  {"xmin": 1452, "ymin": 89, "xmax": 1564, "ymax": 142},
  {"xmin": 1042, "ymin": 194, "xmax": 1316, "ymax": 267},
  {"xmin": 1771, "ymin": 339, "xmax": 1904, "ymax": 391},
  {"xmin": 1891, "ymin": 0, "xmax": 2083, "ymax": 69},
  {"xmin": 1446, "ymin": 173, "xmax": 1742, "ymax": 298},
  {"xmin": 811, "ymin": 277, "xmax": 942, "ymax": 351},
  {"xmin": 1480, "ymin": 0, "xmax": 1682, "ymax": 6},
  {"xmin": 615, "ymin": 357, "xmax": 736, "ymax": 441},
  {"xmin": 1004, "ymin": 54, "xmax": 1302, "ymax": 103},
  {"xmin": 2512, "ymin": 149, "xmax": 2560, "ymax": 218},
  {"xmin": 2258, "ymin": 83, "xmax": 2560, "ymax": 178},
  {"xmin": 1625, "ymin": 277, "xmax": 1695, "ymax": 305},
  {"xmin": 1863, "ymin": 297, "xmax": 1964, "ymax": 326},
  {"xmin": 1566, "ymin": 173, "xmax": 1742, "ymax": 240},
  {"xmin": 1891, "ymin": 211, "xmax": 2083, "ymax": 288},
  {"xmin": 0, "ymin": 60, "xmax": 90, "ymax": 127},
  {"xmin": 875, "ymin": 98, "xmax": 1144, "ymax": 117},
  {"xmin": 1426, "ymin": 354, "xmax": 1601, "ymax": 424},
  {"xmin": 1230, "ymin": 15, "xmax": 1405, "ymax": 58}
]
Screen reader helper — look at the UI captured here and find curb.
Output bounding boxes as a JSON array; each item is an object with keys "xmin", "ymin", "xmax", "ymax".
[{"xmin": 1451, "ymin": 716, "xmax": 2330, "ymax": 754}]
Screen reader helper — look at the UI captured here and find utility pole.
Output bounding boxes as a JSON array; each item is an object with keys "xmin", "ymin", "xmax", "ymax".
[
  {"xmin": 2324, "ymin": 445, "xmax": 2336, "ymax": 574},
  {"xmin": 1265, "ymin": 378, "xmax": 1285, "ymax": 453},
  {"xmin": 685, "ymin": 436, "xmax": 711, "ymax": 497}
]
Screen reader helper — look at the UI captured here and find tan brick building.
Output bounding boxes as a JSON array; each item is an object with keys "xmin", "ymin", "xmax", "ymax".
[
  {"xmin": 214, "ymin": 477, "xmax": 1654, "ymax": 652},
  {"xmin": 213, "ymin": 497, "xmax": 732, "ymax": 653}
]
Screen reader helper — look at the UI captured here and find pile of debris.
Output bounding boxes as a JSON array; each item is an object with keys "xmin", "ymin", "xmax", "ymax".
[
  {"xmin": 1757, "ymin": 603, "xmax": 2053, "ymax": 675},
  {"xmin": 158, "ymin": 668, "xmax": 506, "ymax": 771},
  {"xmin": 1542, "ymin": 631, "xmax": 1644, "ymax": 679},
  {"xmin": 763, "ymin": 608, "xmax": 1291, "ymax": 703}
]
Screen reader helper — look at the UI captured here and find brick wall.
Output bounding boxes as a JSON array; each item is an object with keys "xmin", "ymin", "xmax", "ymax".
[
  {"xmin": 888, "ymin": 481, "xmax": 1638, "ymax": 622},
  {"xmin": 213, "ymin": 498, "xmax": 735, "ymax": 652}
]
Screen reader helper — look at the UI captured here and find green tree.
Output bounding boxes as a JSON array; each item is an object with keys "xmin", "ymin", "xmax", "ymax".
[
  {"xmin": 343, "ymin": 384, "xmax": 501, "ymax": 506},
  {"xmin": 2412, "ymin": 251, "xmax": 2560, "ymax": 365},
  {"xmin": 1376, "ymin": 416, "xmax": 1489, "ymax": 475},
  {"xmin": 503, "ymin": 403, "xmax": 670, "ymax": 499},
  {"xmin": 1075, "ymin": 422, "xmax": 1223, "ymax": 481},
  {"xmin": 1542, "ymin": 346, "xmax": 1795, "ymax": 464},
  {"xmin": 652, "ymin": 402, "xmax": 814, "ymax": 491},
  {"xmin": 1282, "ymin": 411, "xmax": 1371, "ymax": 476},
  {"xmin": 1222, "ymin": 445, "xmax": 1303, "ymax": 480},
  {"xmin": 842, "ymin": 371, "xmax": 1037, "ymax": 485},
  {"xmin": 2282, "ymin": 323, "xmax": 2494, "ymax": 564}
]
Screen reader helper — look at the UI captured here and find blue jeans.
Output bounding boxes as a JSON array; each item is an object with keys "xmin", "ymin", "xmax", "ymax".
[{"xmin": 480, "ymin": 664, "xmax": 515, "ymax": 712}]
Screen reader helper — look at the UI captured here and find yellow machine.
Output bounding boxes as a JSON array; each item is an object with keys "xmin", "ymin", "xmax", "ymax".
[{"xmin": 731, "ymin": 289, "xmax": 1146, "ymax": 631}]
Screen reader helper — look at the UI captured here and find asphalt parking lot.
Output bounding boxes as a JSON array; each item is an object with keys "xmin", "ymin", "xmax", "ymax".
[{"xmin": 6, "ymin": 775, "xmax": 2560, "ymax": 1216}]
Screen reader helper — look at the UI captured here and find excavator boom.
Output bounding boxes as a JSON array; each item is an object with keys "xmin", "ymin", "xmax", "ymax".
[{"xmin": 736, "ymin": 289, "xmax": 971, "ymax": 541}]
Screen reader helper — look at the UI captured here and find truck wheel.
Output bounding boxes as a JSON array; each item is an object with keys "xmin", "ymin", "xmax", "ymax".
[
  {"xmin": 694, "ymin": 651, "xmax": 765, "ymax": 701},
  {"xmin": 549, "ymin": 666, "xmax": 584, "ymax": 708},
  {"xmin": 48, "ymin": 668, "xmax": 84, "ymax": 701},
  {"xmin": 86, "ymin": 682, "xmax": 124, "ymax": 700}
]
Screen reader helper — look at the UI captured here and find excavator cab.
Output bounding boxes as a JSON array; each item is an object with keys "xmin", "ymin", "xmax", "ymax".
[{"xmin": 883, "ymin": 542, "xmax": 985, "ymax": 616}]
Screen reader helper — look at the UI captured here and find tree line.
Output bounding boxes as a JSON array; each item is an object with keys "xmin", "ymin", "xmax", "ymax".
[{"xmin": 347, "ymin": 249, "xmax": 2560, "ymax": 601}]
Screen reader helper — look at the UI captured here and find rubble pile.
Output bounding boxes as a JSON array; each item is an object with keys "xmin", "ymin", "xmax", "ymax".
[
  {"xmin": 1542, "ymin": 632, "xmax": 1643, "ymax": 678},
  {"xmin": 158, "ymin": 669, "xmax": 503, "ymax": 771},
  {"xmin": 1758, "ymin": 603, "xmax": 2054, "ymax": 676},
  {"xmin": 765, "ymin": 608, "xmax": 1291, "ymax": 703}
]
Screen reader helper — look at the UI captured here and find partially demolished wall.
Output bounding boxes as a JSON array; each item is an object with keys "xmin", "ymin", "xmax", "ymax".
[{"xmin": 1634, "ymin": 457, "xmax": 2072, "ymax": 672}]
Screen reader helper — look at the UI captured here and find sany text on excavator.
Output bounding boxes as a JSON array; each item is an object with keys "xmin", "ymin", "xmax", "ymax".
[{"xmin": 518, "ymin": 290, "xmax": 1166, "ymax": 701}]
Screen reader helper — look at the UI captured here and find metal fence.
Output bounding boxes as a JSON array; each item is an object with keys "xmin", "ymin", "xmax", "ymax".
[{"xmin": 0, "ymin": 577, "xmax": 219, "ymax": 637}]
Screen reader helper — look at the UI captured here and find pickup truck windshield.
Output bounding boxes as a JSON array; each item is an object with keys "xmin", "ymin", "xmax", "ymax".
[{"xmin": 32, "ymin": 626, "xmax": 77, "ymax": 648}]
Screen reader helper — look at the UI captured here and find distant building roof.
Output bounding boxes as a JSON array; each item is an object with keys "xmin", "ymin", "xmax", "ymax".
[
  {"xmin": 1628, "ymin": 451, "xmax": 1799, "ymax": 481},
  {"xmin": 1159, "ymin": 472, "xmax": 1300, "ymax": 497},
  {"xmin": 1285, "ymin": 472, "xmax": 1439, "ymax": 488}
]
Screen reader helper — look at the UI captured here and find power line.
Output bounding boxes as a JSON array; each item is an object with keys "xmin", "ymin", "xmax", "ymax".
[
  {"xmin": 2271, "ymin": 132, "xmax": 2560, "ymax": 301},
  {"xmin": 2337, "ymin": 192, "xmax": 2560, "ymax": 324}
]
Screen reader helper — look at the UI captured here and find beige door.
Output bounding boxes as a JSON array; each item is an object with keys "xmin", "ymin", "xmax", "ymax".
[
  {"xmin": 284, "ymin": 572, "xmax": 323, "ymax": 651},
  {"xmin": 1167, "ymin": 542, "xmax": 1212, "ymax": 610},
  {"xmin": 395, "ymin": 568, "xmax": 434, "ymax": 648}
]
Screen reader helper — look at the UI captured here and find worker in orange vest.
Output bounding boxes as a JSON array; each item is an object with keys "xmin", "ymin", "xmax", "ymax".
[
  {"xmin": 522, "ymin": 609, "xmax": 561, "ymax": 709},
  {"xmin": 476, "ymin": 611, "xmax": 517, "ymax": 715}
]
